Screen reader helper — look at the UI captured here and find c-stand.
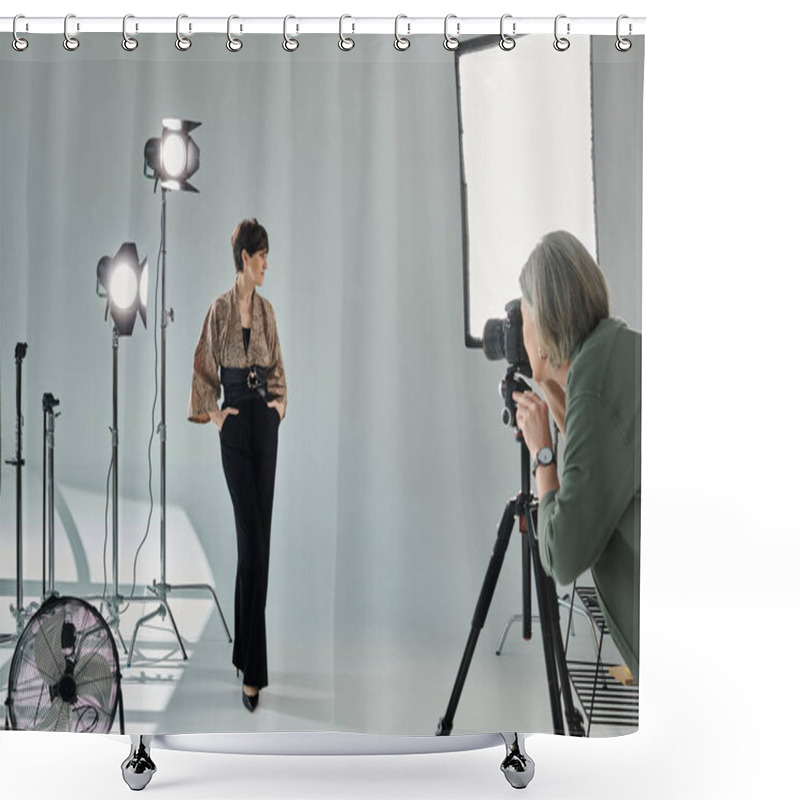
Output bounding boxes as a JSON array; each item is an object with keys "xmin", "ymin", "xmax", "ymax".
[{"xmin": 437, "ymin": 424, "xmax": 584, "ymax": 737}]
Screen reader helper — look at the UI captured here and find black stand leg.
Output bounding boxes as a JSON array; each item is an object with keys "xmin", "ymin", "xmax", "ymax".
[
  {"xmin": 437, "ymin": 501, "xmax": 517, "ymax": 736},
  {"xmin": 524, "ymin": 506, "xmax": 584, "ymax": 736},
  {"xmin": 437, "ymin": 439, "xmax": 585, "ymax": 738}
]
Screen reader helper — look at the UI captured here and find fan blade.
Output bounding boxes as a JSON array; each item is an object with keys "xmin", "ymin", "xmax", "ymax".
[
  {"xmin": 74, "ymin": 652, "xmax": 113, "ymax": 709},
  {"xmin": 34, "ymin": 609, "xmax": 67, "ymax": 684},
  {"xmin": 38, "ymin": 697, "xmax": 71, "ymax": 732}
]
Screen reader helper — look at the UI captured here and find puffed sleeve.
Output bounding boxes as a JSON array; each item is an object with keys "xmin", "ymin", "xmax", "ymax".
[
  {"xmin": 264, "ymin": 300, "xmax": 287, "ymax": 413},
  {"xmin": 188, "ymin": 302, "xmax": 222, "ymax": 423}
]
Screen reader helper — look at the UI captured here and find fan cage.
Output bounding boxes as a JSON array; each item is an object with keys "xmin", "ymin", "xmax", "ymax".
[{"xmin": 6, "ymin": 596, "xmax": 123, "ymax": 734}]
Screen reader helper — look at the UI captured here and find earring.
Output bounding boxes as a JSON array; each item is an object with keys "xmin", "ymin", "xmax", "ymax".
[{"xmin": 537, "ymin": 347, "xmax": 547, "ymax": 360}]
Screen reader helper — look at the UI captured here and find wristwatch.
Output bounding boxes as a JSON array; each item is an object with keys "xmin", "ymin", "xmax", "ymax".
[{"xmin": 532, "ymin": 446, "xmax": 555, "ymax": 476}]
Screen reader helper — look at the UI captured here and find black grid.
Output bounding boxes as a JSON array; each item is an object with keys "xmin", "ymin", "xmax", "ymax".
[{"xmin": 565, "ymin": 585, "xmax": 639, "ymax": 732}]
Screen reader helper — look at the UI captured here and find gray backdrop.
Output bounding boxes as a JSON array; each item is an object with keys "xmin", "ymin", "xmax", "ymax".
[{"xmin": 0, "ymin": 33, "xmax": 643, "ymax": 733}]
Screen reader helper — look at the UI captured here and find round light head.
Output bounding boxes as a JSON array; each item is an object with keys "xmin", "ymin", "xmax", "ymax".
[{"xmin": 96, "ymin": 243, "xmax": 148, "ymax": 336}]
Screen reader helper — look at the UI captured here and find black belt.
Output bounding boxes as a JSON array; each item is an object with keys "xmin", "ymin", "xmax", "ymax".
[{"xmin": 220, "ymin": 366, "xmax": 274, "ymax": 406}]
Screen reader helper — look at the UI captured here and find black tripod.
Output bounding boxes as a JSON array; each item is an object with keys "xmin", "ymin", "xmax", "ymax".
[{"xmin": 437, "ymin": 433, "xmax": 585, "ymax": 737}]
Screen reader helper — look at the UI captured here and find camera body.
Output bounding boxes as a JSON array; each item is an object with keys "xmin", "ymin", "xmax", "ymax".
[
  {"xmin": 482, "ymin": 298, "xmax": 530, "ymax": 369},
  {"xmin": 482, "ymin": 299, "xmax": 532, "ymax": 428}
]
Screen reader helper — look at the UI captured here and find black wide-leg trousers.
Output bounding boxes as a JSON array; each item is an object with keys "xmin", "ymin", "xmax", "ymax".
[{"xmin": 219, "ymin": 398, "xmax": 280, "ymax": 690}]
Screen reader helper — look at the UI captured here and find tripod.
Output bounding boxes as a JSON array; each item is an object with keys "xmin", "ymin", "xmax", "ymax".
[
  {"xmin": 127, "ymin": 187, "xmax": 231, "ymax": 667},
  {"xmin": 437, "ymin": 433, "xmax": 585, "ymax": 737}
]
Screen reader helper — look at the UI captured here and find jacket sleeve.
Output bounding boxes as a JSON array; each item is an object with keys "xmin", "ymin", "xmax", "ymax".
[
  {"xmin": 537, "ymin": 393, "xmax": 636, "ymax": 585},
  {"xmin": 265, "ymin": 302, "xmax": 287, "ymax": 413},
  {"xmin": 188, "ymin": 303, "xmax": 222, "ymax": 423}
]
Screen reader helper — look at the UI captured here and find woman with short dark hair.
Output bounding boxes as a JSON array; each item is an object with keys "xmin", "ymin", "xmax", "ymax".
[
  {"xmin": 513, "ymin": 230, "xmax": 640, "ymax": 681},
  {"xmin": 188, "ymin": 218, "xmax": 287, "ymax": 711}
]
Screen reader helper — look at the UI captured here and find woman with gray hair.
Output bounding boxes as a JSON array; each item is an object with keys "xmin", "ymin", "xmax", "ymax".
[{"xmin": 512, "ymin": 230, "xmax": 640, "ymax": 681}]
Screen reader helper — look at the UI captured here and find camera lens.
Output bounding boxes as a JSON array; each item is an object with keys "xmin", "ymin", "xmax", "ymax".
[{"xmin": 482, "ymin": 318, "xmax": 506, "ymax": 361}]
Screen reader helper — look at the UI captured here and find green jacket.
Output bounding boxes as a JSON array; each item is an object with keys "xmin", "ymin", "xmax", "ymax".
[{"xmin": 538, "ymin": 317, "xmax": 641, "ymax": 680}]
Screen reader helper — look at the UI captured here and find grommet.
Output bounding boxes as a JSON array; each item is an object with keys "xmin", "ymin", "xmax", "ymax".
[
  {"xmin": 554, "ymin": 14, "xmax": 571, "ymax": 52},
  {"xmin": 443, "ymin": 13, "xmax": 459, "ymax": 51},
  {"xmin": 499, "ymin": 14, "xmax": 516, "ymax": 51},
  {"xmin": 338, "ymin": 14, "xmax": 355, "ymax": 51},
  {"xmin": 394, "ymin": 15, "xmax": 410, "ymax": 51},
  {"xmin": 12, "ymin": 15, "xmax": 29, "ymax": 52},
  {"xmin": 227, "ymin": 15, "xmax": 243, "ymax": 52},
  {"xmin": 282, "ymin": 15, "xmax": 299, "ymax": 52},
  {"xmin": 176, "ymin": 14, "xmax": 192, "ymax": 51},
  {"xmin": 122, "ymin": 15, "xmax": 138, "ymax": 51},
  {"xmin": 63, "ymin": 14, "xmax": 80, "ymax": 51}
]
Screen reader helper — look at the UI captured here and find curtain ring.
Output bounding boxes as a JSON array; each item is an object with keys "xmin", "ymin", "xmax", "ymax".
[
  {"xmin": 443, "ymin": 14, "xmax": 459, "ymax": 51},
  {"xmin": 63, "ymin": 14, "xmax": 80, "ymax": 51},
  {"xmin": 12, "ymin": 15, "xmax": 29, "ymax": 52},
  {"xmin": 615, "ymin": 15, "xmax": 632, "ymax": 52},
  {"xmin": 122, "ymin": 14, "xmax": 138, "ymax": 51},
  {"xmin": 553, "ymin": 14, "xmax": 571, "ymax": 51},
  {"xmin": 282, "ymin": 15, "xmax": 299, "ymax": 51},
  {"xmin": 339, "ymin": 14, "xmax": 355, "ymax": 51},
  {"xmin": 499, "ymin": 14, "xmax": 516, "ymax": 51},
  {"xmin": 394, "ymin": 15, "xmax": 410, "ymax": 51},
  {"xmin": 176, "ymin": 14, "xmax": 192, "ymax": 51},
  {"xmin": 227, "ymin": 15, "xmax": 243, "ymax": 52}
]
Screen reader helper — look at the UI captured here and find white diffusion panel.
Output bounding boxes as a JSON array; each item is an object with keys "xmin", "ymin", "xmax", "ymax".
[{"xmin": 458, "ymin": 35, "xmax": 596, "ymax": 343}]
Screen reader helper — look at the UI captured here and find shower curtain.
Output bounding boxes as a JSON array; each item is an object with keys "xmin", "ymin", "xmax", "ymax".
[{"xmin": 0, "ymin": 26, "xmax": 643, "ymax": 740}]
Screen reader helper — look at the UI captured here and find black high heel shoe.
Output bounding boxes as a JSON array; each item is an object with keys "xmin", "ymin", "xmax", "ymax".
[{"xmin": 241, "ymin": 688, "xmax": 259, "ymax": 712}]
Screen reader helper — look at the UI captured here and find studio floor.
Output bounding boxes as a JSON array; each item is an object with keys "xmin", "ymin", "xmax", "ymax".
[
  {"xmin": 0, "ymin": 579, "xmax": 635, "ymax": 740},
  {"xmin": 1, "ymin": 476, "xmax": 636, "ymax": 740}
]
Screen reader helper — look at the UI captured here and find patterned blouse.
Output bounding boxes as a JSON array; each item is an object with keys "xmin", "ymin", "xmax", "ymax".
[{"xmin": 188, "ymin": 280, "xmax": 287, "ymax": 423}]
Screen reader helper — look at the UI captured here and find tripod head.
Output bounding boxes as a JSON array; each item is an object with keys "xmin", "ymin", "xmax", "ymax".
[{"xmin": 14, "ymin": 342, "xmax": 28, "ymax": 362}]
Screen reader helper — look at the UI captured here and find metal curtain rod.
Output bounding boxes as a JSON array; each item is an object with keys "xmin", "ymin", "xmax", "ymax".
[{"xmin": 1, "ymin": 15, "xmax": 645, "ymax": 36}]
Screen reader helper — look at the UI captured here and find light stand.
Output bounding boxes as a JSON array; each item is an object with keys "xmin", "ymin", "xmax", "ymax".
[
  {"xmin": 128, "ymin": 125, "xmax": 231, "ymax": 667},
  {"xmin": 41, "ymin": 393, "xmax": 60, "ymax": 602},
  {"xmin": 87, "ymin": 243, "xmax": 156, "ymax": 655},
  {"xmin": 1, "ymin": 342, "xmax": 36, "ymax": 645}
]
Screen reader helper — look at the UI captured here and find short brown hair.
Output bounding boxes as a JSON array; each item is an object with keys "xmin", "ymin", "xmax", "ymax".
[{"xmin": 231, "ymin": 218, "xmax": 269, "ymax": 272}]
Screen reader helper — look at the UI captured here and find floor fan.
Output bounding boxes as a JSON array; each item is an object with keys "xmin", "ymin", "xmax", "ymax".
[{"xmin": 5, "ymin": 596, "xmax": 124, "ymax": 734}]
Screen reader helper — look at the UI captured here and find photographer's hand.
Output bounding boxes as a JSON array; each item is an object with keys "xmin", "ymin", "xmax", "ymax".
[
  {"xmin": 513, "ymin": 390, "xmax": 559, "ymax": 496},
  {"xmin": 512, "ymin": 390, "xmax": 553, "ymax": 454}
]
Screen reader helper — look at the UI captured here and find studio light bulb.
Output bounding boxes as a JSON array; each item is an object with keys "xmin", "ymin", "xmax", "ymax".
[
  {"xmin": 162, "ymin": 134, "xmax": 188, "ymax": 178},
  {"xmin": 109, "ymin": 263, "xmax": 138, "ymax": 311}
]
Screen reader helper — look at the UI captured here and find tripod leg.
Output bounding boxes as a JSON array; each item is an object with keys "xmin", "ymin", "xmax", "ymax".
[
  {"xmin": 437, "ymin": 500, "xmax": 518, "ymax": 736},
  {"xmin": 521, "ymin": 534, "xmax": 532, "ymax": 641},
  {"xmin": 168, "ymin": 582, "xmax": 233, "ymax": 643},
  {"xmin": 127, "ymin": 606, "xmax": 165, "ymax": 668},
  {"xmin": 525, "ymin": 506, "xmax": 585, "ymax": 737}
]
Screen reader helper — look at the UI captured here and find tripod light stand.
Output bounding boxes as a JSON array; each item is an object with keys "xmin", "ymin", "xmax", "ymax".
[
  {"xmin": 89, "ymin": 242, "xmax": 161, "ymax": 653},
  {"xmin": 126, "ymin": 119, "xmax": 231, "ymax": 667}
]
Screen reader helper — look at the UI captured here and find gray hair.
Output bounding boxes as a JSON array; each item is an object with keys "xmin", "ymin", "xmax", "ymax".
[{"xmin": 519, "ymin": 231, "xmax": 609, "ymax": 367}]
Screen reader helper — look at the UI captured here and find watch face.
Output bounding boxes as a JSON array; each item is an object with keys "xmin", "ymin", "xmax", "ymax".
[{"xmin": 538, "ymin": 448, "xmax": 553, "ymax": 465}]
